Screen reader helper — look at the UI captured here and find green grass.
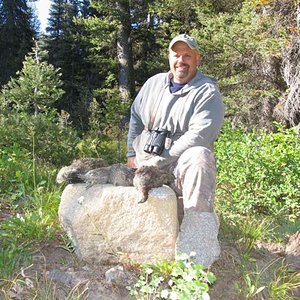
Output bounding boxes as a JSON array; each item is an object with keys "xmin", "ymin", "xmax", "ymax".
[{"xmin": 0, "ymin": 191, "xmax": 61, "ymax": 279}]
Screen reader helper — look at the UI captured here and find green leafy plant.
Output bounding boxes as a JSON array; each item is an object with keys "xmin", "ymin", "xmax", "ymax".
[
  {"xmin": 0, "ymin": 144, "xmax": 32, "ymax": 202},
  {"xmin": 0, "ymin": 112, "xmax": 79, "ymax": 167},
  {"xmin": 215, "ymin": 122, "xmax": 300, "ymax": 220},
  {"xmin": 128, "ymin": 253, "xmax": 216, "ymax": 300},
  {"xmin": 75, "ymin": 91, "xmax": 129, "ymax": 164},
  {"xmin": 76, "ymin": 135, "xmax": 127, "ymax": 165}
]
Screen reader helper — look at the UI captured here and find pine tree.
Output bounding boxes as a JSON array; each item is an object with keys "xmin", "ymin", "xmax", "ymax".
[
  {"xmin": 79, "ymin": 0, "xmax": 139, "ymax": 100},
  {"xmin": 44, "ymin": 0, "xmax": 101, "ymax": 129},
  {"xmin": 0, "ymin": 41, "xmax": 64, "ymax": 115},
  {"xmin": 0, "ymin": 0, "xmax": 37, "ymax": 85}
]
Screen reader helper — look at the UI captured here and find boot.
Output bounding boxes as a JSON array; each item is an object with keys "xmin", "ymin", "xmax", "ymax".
[{"xmin": 176, "ymin": 210, "xmax": 220, "ymax": 267}]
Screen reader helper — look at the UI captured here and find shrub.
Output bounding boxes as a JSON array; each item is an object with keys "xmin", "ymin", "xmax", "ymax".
[
  {"xmin": 76, "ymin": 133, "xmax": 127, "ymax": 165},
  {"xmin": 215, "ymin": 122, "xmax": 300, "ymax": 219},
  {"xmin": 0, "ymin": 144, "xmax": 32, "ymax": 201},
  {"xmin": 0, "ymin": 112, "xmax": 79, "ymax": 167}
]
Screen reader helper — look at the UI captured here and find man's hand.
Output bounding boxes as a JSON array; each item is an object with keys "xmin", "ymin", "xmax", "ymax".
[
  {"xmin": 127, "ymin": 156, "xmax": 137, "ymax": 168},
  {"xmin": 142, "ymin": 156, "xmax": 167, "ymax": 167}
]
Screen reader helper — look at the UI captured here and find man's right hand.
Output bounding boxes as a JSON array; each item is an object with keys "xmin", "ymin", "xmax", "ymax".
[{"xmin": 127, "ymin": 156, "xmax": 137, "ymax": 169}]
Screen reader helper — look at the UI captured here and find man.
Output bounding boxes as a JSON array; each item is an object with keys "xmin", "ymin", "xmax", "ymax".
[{"xmin": 127, "ymin": 33, "xmax": 224, "ymax": 267}]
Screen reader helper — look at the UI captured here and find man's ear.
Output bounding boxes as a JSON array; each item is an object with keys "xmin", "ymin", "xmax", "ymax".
[{"xmin": 197, "ymin": 54, "xmax": 202, "ymax": 66}]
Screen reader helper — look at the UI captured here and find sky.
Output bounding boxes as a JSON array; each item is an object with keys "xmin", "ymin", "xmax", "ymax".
[{"xmin": 34, "ymin": 0, "xmax": 51, "ymax": 32}]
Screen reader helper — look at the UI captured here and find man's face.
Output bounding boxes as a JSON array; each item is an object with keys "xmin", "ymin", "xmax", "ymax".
[{"xmin": 169, "ymin": 41, "xmax": 201, "ymax": 84}]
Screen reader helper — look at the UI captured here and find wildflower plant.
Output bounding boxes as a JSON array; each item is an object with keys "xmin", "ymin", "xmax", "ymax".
[{"xmin": 128, "ymin": 252, "xmax": 216, "ymax": 300}]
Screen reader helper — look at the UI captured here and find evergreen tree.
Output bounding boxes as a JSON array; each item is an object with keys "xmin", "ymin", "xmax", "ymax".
[
  {"xmin": 45, "ymin": 0, "xmax": 98, "ymax": 129},
  {"xmin": 80, "ymin": 0, "xmax": 135, "ymax": 102},
  {"xmin": 0, "ymin": 0, "xmax": 37, "ymax": 85},
  {"xmin": 0, "ymin": 41, "xmax": 64, "ymax": 115},
  {"xmin": 194, "ymin": 0, "xmax": 294, "ymax": 130},
  {"xmin": 115, "ymin": 0, "xmax": 134, "ymax": 103}
]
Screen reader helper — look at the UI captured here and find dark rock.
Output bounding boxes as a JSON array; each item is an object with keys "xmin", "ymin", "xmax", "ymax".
[{"xmin": 285, "ymin": 231, "xmax": 300, "ymax": 270}]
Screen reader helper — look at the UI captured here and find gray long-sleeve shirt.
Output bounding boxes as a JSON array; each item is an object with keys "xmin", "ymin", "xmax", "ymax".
[{"xmin": 127, "ymin": 70, "xmax": 224, "ymax": 166}]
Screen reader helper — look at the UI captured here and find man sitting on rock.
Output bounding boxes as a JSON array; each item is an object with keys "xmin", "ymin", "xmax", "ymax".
[{"xmin": 126, "ymin": 33, "xmax": 224, "ymax": 267}]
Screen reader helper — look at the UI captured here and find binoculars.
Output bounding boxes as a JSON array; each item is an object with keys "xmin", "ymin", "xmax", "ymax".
[{"xmin": 144, "ymin": 128, "xmax": 171, "ymax": 156}]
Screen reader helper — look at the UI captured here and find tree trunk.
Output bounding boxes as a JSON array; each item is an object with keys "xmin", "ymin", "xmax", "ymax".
[{"xmin": 116, "ymin": 0, "xmax": 135, "ymax": 103}]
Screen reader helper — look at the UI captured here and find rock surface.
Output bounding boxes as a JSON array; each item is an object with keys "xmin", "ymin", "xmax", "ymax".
[{"xmin": 59, "ymin": 183, "xmax": 178, "ymax": 265}]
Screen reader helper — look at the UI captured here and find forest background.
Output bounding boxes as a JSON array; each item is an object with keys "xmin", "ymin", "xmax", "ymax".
[{"xmin": 0, "ymin": 0, "xmax": 299, "ymax": 299}]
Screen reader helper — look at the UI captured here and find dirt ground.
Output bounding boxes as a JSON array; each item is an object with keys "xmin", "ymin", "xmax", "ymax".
[
  {"xmin": 1, "ymin": 231, "xmax": 299, "ymax": 300},
  {"xmin": 0, "ymin": 203, "xmax": 299, "ymax": 300}
]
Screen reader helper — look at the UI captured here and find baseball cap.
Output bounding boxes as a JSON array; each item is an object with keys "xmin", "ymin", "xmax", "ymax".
[{"xmin": 168, "ymin": 34, "xmax": 199, "ymax": 52}]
